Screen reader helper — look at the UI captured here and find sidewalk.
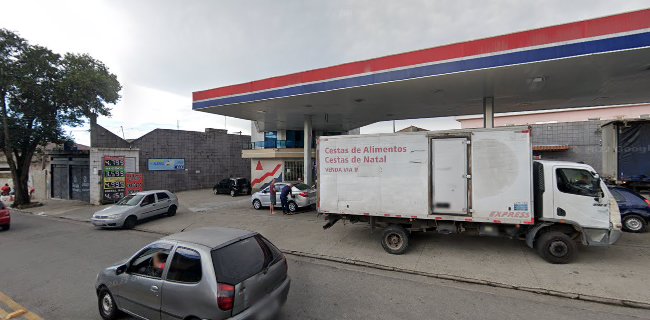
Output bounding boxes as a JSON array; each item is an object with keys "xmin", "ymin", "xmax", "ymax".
[{"xmin": 15, "ymin": 189, "xmax": 650, "ymax": 307}]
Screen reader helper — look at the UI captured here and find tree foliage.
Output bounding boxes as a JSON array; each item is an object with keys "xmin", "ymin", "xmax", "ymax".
[{"xmin": 0, "ymin": 28, "xmax": 121, "ymax": 206}]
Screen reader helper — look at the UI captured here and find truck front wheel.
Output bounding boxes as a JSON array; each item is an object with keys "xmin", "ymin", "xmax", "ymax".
[
  {"xmin": 381, "ymin": 225, "xmax": 409, "ymax": 255},
  {"xmin": 535, "ymin": 231, "xmax": 577, "ymax": 264}
]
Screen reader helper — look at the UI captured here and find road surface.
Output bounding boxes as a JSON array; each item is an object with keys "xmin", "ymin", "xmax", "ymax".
[{"xmin": 0, "ymin": 213, "xmax": 647, "ymax": 320}]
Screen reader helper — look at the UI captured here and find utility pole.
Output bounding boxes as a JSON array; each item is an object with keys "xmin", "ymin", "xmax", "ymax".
[
  {"xmin": 392, "ymin": 120, "xmax": 396, "ymax": 133},
  {"xmin": 177, "ymin": 120, "xmax": 179, "ymax": 130},
  {"xmin": 120, "ymin": 126, "xmax": 126, "ymax": 139}
]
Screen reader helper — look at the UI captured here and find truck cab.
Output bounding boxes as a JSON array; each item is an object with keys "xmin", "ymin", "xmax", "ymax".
[{"xmin": 533, "ymin": 160, "xmax": 622, "ymax": 247}]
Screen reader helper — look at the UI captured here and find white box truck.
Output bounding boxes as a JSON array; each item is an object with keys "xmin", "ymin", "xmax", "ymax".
[{"xmin": 318, "ymin": 127, "xmax": 622, "ymax": 263}]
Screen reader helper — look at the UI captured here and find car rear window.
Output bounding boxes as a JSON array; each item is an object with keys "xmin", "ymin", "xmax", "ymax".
[
  {"xmin": 620, "ymin": 189, "xmax": 648, "ymax": 206},
  {"xmin": 294, "ymin": 183, "xmax": 310, "ymax": 191},
  {"xmin": 211, "ymin": 236, "xmax": 268, "ymax": 285}
]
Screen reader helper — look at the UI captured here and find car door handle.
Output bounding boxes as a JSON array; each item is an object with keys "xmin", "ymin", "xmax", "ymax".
[{"xmin": 150, "ymin": 285, "xmax": 159, "ymax": 292}]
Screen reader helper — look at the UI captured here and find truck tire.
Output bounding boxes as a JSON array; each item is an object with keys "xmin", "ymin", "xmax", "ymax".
[
  {"xmin": 535, "ymin": 231, "xmax": 577, "ymax": 264},
  {"xmin": 622, "ymin": 215, "xmax": 647, "ymax": 233},
  {"xmin": 381, "ymin": 225, "xmax": 409, "ymax": 255}
]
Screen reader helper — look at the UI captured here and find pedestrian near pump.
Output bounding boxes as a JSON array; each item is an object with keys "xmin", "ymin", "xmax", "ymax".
[
  {"xmin": 280, "ymin": 183, "xmax": 295, "ymax": 214},
  {"xmin": 269, "ymin": 179, "xmax": 277, "ymax": 215}
]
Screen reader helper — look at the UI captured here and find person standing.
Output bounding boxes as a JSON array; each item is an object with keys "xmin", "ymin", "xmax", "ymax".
[
  {"xmin": 280, "ymin": 183, "xmax": 295, "ymax": 214},
  {"xmin": 1, "ymin": 184, "xmax": 10, "ymax": 196},
  {"xmin": 269, "ymin": 179, "xmax": 277, "ymax": 215}
]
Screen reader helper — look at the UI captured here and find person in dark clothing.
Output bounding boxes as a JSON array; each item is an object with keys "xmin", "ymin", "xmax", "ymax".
[{"xmin": 280, "ymin": 183, "xmax": 295, "ymax": 214}]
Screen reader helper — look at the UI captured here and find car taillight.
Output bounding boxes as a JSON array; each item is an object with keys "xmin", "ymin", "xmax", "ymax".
[
  {"xmin": 299, "ymin": 192, "xmax": 308, "ymax": 197},
  {"xmin": 645, "ymin": 199, "xmax": 650, "ymax": 207},
  {"xmin": 217, "ymin": 283, "xmax": 235, "ymax": 311}
]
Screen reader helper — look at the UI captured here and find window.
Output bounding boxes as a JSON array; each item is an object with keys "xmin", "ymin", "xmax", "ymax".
[
  {"xmin": 167, "ymin": 247, "xmax": 202, "ymax": 283},
  {"xmin": 127, "ymin": 243, "xmax": 172, "ymax": 278},
  {"xmin": 294, "ymin": 183, "xmax": 310, "ymax": 191},
  {"xmin": 620, "ymin": 189, "xmax": 648, "ymax": 206},
  {"xmin": 259, "ymin": 236, "xmax": 282, "ymax": 266},
  {"xmin": 156, "ymin": 192, "xmax": 169, "ymax": 201},
  {"xmin": 556, "ymin": 168, "xmax": 602, "ymax": 197},
  {"xmin": 284, "ymin": 161, "xmax": 303, "ymax": 181},
  {"xmin": 141, "ymin": 194, "xmax": 155, "ymax": 206},
  {"xmin": 117, "ymin": 194, "xmax": 143, "ymax": 206},
  {"xmin": 211, "ymin": 236, "xmax": 267, "ymax": 285},
  {"xmin": 264, "ymin": 131, "xmax": 277, "ymax": 148},
  {"xmin": 610, "ymin": 190, "xmax": 626, "ymax": 203}
]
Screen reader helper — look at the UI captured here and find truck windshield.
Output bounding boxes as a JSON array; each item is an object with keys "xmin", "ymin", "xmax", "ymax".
[{"xmin": 556, "ymin": 168, "xmax": 601, "ymax": 197}]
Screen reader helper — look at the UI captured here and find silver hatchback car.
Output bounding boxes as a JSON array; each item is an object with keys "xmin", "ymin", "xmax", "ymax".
[
  {"xmin": 91, "ymin": 190, "xmax": 178, "ymax": 229},
  {"xmin": 251, "ymin": 182, "xmax": 316, "ymax": 213},
  {"xmin": 95, "ymin": 227, "xmax": 290, "ymax": 320}
]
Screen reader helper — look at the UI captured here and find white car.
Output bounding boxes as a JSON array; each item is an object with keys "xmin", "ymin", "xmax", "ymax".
[
  {"xmin": 251, "ymin": 182, "xmax": 316, "ymax": 213},
  {"xmin": 92, "ymin": 190, "xmax": 178, "ymax": 229}
]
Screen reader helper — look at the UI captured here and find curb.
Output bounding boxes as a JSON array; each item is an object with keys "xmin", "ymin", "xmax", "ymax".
[
  {"xmin": 282, "ymin": 250, "xmax": 650, "ymax": 310},
  {"xmin": 13, "ymin": 210, "xmax": 650, "ymax": 310}
]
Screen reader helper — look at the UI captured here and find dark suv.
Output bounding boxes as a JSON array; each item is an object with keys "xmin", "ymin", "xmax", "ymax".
[
  {"xmin": 214, "ymin": 178, "xmax": 252, "ymax": 197},
  {"xmin": 608, "ymin": 186, "xmax": 650, "ymax": 232}
]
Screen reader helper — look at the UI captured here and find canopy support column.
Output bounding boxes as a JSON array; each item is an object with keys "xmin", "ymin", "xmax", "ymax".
[
  {"xmin": 483, "ymin": 96, "xmax": 494, "ymax": 128},
  {"xmin": 303, "ymin": 115, "xmax": 312, "ymax": 185}
]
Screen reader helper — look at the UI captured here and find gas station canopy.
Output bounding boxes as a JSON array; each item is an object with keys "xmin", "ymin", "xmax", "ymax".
[{"xmin": 193, "ymin": 9, "xmax": 650, "ymax": 132}]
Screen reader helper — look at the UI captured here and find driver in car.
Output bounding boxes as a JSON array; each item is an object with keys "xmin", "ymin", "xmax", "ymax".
[{"xmin": 142, "ymin": 252, "xmax": 168, "ymax": 277}]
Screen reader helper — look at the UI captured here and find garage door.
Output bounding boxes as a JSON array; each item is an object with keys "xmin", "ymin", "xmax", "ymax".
[
  {"xmin": 70, "ymin": 165, "xmax": 90, "ymax": 202},
  {"xmin": 51, "ymin": 164, "xmax": 68, "ymax": 199}
]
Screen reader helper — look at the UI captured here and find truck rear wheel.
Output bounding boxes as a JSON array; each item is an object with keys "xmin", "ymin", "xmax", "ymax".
[
  {"xmin": 381, "ymin": 225, "xmax": 409, "ymax": 255},
  {"xmin": 535, "ymin": 231, "xmax": 576, "ymax": 264}
]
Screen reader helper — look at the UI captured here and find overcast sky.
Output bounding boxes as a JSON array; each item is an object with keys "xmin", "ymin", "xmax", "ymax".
[{"xmin": 2, "ymin": 0, "xmax": 649, "ymax": 145}]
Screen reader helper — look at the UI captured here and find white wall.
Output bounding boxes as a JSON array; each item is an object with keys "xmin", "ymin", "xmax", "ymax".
[{"xmin": 89, "ymin": 148, "xmax": 140, "ymax": 205}]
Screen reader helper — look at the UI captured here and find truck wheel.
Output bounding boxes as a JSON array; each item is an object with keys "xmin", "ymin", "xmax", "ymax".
[
  {"xmin": 622, "ymin": 215, "xmax": 647, "ymax": 233},
  {"xmin": 535, "ymin": 231, "xmax": 576, "ymax": 264},
  {"xmin": 381, "ymin": 225, "xmax": 409, "ymax": 255}
]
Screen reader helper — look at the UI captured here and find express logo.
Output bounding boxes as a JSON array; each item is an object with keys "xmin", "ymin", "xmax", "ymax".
[{"xmin": 489, "ymin": 211, "xmax": 531, "ymax": 218}]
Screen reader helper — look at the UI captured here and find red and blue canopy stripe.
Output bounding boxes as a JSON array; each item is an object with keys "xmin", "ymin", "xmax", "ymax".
[{"xmin": 193, "ymin": 9, "xmax": 650, "ymax": 110}]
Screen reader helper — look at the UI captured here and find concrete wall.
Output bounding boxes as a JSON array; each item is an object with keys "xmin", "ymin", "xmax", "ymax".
[
  {"xmin": 131, "ymin": 128, "xmax": 250, "ymax": 192},
  {"xmin": 531, "ymin": 121, "xmax": 603, "ymax": 172},
  {"xmin": 89, "ymin": 148, "xmax": 140, "ymax": 205}
]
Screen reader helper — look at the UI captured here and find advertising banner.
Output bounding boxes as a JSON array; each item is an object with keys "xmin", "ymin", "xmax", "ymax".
[
  {"xmin": 125, "ymin": 173, "xmax": 144, "ymax": 196},
  {"xmin": 148, "ymin": 158, "xmax": 185, "ymax": 171},
  {"xmin": 103, "ymin": 156, "xmax": 125, "ymax": 202}
]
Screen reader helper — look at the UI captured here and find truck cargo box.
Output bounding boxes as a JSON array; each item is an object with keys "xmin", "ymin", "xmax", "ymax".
[{"xmin": 318, "ymin": 127, "xmax": 533, "ymax": 225}]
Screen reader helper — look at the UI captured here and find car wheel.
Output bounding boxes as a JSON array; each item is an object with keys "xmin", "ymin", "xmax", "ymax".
[
  {"xmin": 167, "ymin": 205, "xmax": 177, "ymax": 217},
  {"xmin": 535, "ymin": 231, "xmax": 577, "ymax": 264},
  {"xmin": 288, "ymin": 201, "xmax": 298, "ymax": 213},
  {"xmin": 98, "ymin": 288, "xmax": 120, "ymax": 320},
  {"xmin": 253, "ymin": 199, "xmax": 262, "ymax": 210},
  {"xmin": 0, "ymin": 224, "xmax": 9, "ymax": 231},
  {"xmin": 381, "ymin": 225, "xmax": 409, "ymax": 254},
  {"xmin": 230, "ymin": 189, "xmax": 236, "ymax": 197},
  {"xmin": 213, "ymin": 189, "xmax": 218, "ymax": 195},
  {"xmin": 623, "ymin": 215, "xmax": 647, "ymax": 233},
  {"xmin": 123, "ymin": 216, "xmax": 137, "ymax": 229}
]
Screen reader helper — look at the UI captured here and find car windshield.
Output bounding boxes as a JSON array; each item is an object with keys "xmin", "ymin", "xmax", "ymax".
[
  {"xmin": 294, "ymin": 183, "xmax": 310, "ymax": 191},
  {"xmin": 116, "ymin": 194, "xmax": 144, "ymax": 206}
]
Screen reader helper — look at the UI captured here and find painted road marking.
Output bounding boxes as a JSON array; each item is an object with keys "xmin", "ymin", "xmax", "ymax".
[{"xmin": 0, "ymin": 291, "xmax": 42, "ymax": 320}]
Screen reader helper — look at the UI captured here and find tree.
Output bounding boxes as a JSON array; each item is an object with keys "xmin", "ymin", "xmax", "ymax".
[{"xmin": 0, "ymin": 29, "xmax": 121, "ymax": 207}]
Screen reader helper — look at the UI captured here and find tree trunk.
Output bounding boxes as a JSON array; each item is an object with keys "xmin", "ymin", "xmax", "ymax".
[{"xmin": 0, "ymin": 91, "xmax": 30, "ymax": 207}]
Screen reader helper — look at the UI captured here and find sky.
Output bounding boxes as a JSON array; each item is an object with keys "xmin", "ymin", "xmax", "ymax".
[{"xmin": 1, "ymin": 0, "xmax": 649, "ymax": 145}]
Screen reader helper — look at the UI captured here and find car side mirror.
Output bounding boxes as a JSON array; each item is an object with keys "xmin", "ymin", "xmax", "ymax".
[{"xmin": 116, "ymin": 264, "xmax": 127, "ymax": 275}]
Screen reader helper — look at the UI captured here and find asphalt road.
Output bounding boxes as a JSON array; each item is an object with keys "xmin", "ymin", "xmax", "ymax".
[{"xmin": 0, "ymin": 213, "xmax": 648, "ymax": 320}]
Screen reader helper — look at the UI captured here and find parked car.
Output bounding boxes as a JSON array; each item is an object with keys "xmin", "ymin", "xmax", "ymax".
[
  {"xmin": 251, "ymin": 182, "xmax": 316, "ymax": 213},
  {"xmin": 608, "ymin": 185, "xmax": 650, "ymax": 232},
  {"xmin": 213, "ymin": 178, "xmax": 251, "ymax": 197},
  {"xmin": 91, "ymin": 190, "xmax": 178, "ymax": 229},
  {"xmin": 0, "ymin": 201, "xmax": 9, "ymax": 231},
  {"xmin": 95, "ymin": 227, "xmax": 290, "ymax": 320}
]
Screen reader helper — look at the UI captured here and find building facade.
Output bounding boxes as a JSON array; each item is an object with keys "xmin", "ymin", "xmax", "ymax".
[{"xmin": 90, "ymin": 124, "xmax": 250, "ymax": 204}]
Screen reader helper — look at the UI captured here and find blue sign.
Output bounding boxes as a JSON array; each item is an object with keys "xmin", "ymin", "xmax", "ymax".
[{"xmin": 148, "ymin": 159, "xmax": 185, "ymax": 171}]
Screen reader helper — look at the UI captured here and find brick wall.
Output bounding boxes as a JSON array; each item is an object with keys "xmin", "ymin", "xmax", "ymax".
[
  {"xmin": 91, "ymin": 125, "xmax": 250, "ymax": 193},
  {"xmin": 531, "ymin": 121, "xmax": 603, "ymax": 172}
]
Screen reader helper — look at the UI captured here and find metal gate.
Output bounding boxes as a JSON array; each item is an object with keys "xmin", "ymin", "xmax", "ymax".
[
  {"xmin": 51, "ymin": 164, "xmax": 69, "ymax": 199},
  {"xmin": 70, "ymin": 165, "xmax": 90, "ymax": 202}
]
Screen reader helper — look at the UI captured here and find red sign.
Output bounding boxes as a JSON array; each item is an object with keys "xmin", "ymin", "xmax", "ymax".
[{"xmin": 125, "ymin": 173, "xmax": 144, "ymax": 196}]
